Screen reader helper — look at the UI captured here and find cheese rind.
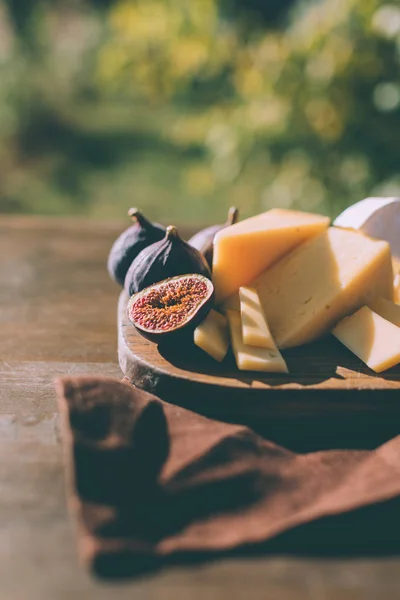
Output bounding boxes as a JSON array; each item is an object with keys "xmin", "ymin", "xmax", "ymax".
[
  {"xmin": 194, "ymin": 309, "xmax": 230, "ymax": 362},
  {"xmin": 368, "ymin": 296, "xmax": 400, "ymax": 327},
  {"xmin": 239, "ymin": 287, "xmax": 276, "ymax": 348},
  {"xmin": 212, "ymin": 208, "xmax": 330, "ymax": 303},
  {"xmin": 334, "ymin": 197, "xmax": 400, "ymax": 260},
  {"xmin": 227, "ymin": 310, "xmax": 288, "ymax": 373},
  {"xmin": 332, "ymin": 306, "xmax": 400, "ymax": 373},
  {"xmin": 253, "ymin": 227, "xmax": 394, "ymax": 349}
]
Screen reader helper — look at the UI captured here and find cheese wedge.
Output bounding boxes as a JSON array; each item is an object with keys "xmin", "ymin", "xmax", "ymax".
[
  {"xmin": 332, "ymin": 306, "xmax": 400, "ymax": 373},
  {"xmin": 395, "ymin": 274, "xmax": 400, "ymax": 305},
  {"xmin": 194, "ymin": 309, "xmax": 229, "ymax": 362},
  {"xmin": 227, "ymin": 310, "xmax": 288, "ymax": 373},
  {"xmin": 212, "ymin": 208, "xmax": 330, "ymax": 303},
  {"xmin": 253, "ymin": 227, "xmax": 393, "ymax": 349},
  {"xmin": 369, "ymin": 296, "xmax": 400, "ymax": 327},
  {"xmin": 334, "ymin": 197, "xmax": 400, "ymax": 260},
  {"xmin": 239, "ymin": 286, "xmax": 276, "ymax": 348},
  {"xmin": 219, "ymin": 293, "xmax": 240, "ymax": 313}
]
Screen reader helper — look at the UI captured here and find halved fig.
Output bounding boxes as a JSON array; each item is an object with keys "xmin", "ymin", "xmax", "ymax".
[{"xmin": 127, "ymin": 274, "xmax": 214, "ymax": 343}]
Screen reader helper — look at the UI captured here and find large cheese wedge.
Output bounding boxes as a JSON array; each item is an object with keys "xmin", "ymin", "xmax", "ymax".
[
  {"xmin": 253, "ymin": 227, "xmax": 393, "ymax": 349},
  {"xmin": 369, "ymin": 296, "xmax": 400, "ymax": 327},
  {"xmin": 332, "ymin": 306, "xmax": 400, "ymax": 373},
  {"xmin": 334, "ymin": 197, "xmax": 400, "ymax": 259},
  {"xmin": 194, "ymin": 309, "xmax": 230, "ymax": 362},
  {"xmin": 239, "ymin": 286, "xmax": 276, "ymax": 348},
  {"xmin": 212, "ymin": 208, "xmax": 330, "ymax": 303},
  {"xmin": 227, "ymin": 310, "xmax": 288, "ymax": 373},
  {"xmin": 395, "ymin": 274, "xmax": 400, "ymax": 305}
]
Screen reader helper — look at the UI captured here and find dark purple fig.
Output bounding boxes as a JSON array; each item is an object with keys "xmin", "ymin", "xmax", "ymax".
[
  {"xmin": 125, "ymin": 225, "xmax": 211, "ymax": 297},
  {"xmin": 107, "ymin": 208, "xmax": 165, "ymax": 286},
  {"xmin": 127, "ymin": 274, "xmax": 214, "ymax": 343},
  {"xmin": 188, "ymin": 206, "xmax": 239, "ymax": 268}
]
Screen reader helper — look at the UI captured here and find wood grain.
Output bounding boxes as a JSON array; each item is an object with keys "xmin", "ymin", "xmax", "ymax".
[
  {"xmin": 1, "ymin": 215, "xmax": 400, "ymax": 600},
  {"xmin": 119, "ymin": 291, "xmax": 400, "ymax": 447}
]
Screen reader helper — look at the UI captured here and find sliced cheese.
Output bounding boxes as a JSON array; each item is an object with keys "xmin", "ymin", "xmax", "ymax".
[
  {"xmin": 253, "ymin": 227, "xmax": 393, "ymax": 349},
  {"xmin": 369, "ymin": 296, "xmax": 400, "ymax": 327},
  {"xmin": 334, "ymin": 197, "xmax": 400, "ymax": 260},
  {"xmin": 227, "ymin": 310, "xmax": 288, "ymax": 373},
  {"xmin": 194, "ymin": 309, "xmax": 229, "ymax": 362},
  {"xmin": 239, "ymin": 286, "xmax": 276, "ymax": 348},
  {"xmin": 395, "ymin": 274, "xmax": 400, "ymax": 305},
  {"xmin": 212, "ymin": 208, "xmax": 330, "ymax": 303},
  {"xmin": 332, "ymin": 306, "xmax": 400, "ymax": 373}
]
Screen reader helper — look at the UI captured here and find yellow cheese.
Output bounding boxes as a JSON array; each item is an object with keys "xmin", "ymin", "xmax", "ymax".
[
  {"xmin": 239, "ymin": 286, "xmax": 276, "ymax": 348},
  {"xmin": 227, "ymin": 310, "xmax": 288, "ymax": 373},
  {"xmin": 392, "ymin": 256, "xmax": 400, "ymax": 275},
  {"xmin": 219, "ymin": 292, "xmax": 240, "ymax": 313},
  {"xmin": 212, "ymin": 208, "xmax": 330, "ymax": 303},
  {"xmin": 334, "ymin": 197, "xmax": 400, "ymax": 260},
  {"xmin": 394, "ymin": 274, "xmax": 400, "ymax": 305},
  {"xmin": 194, "ymin": 309, "xmax": 230, "ymax": 362},
  {"xmin": 253, "ymin": 227, "xmax": 393, "ymax": 349},
  {"xmin": 369, "ymin": 296, "xmax": 400, "ymax": 327},
  {"xmin": 332, "ymin": 306, "xmax": 400, "ymax": 373}
]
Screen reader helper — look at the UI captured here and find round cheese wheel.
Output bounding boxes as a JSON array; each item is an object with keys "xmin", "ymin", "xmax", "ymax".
[{"xmin": 333, "ymin": 197, "xmax": 400, "ymax": 259}]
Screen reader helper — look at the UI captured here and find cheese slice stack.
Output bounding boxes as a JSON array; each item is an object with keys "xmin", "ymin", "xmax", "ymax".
[
  {"xmin": 239, "ymin": 286, "xmax": 276, "ymax": 348},
  {"xmin": 227, "ymin": 310, "xmax": 288, "ymax": 373},
  {"xmin": 332, "ymin": 306, "xmax": 400, "ymax": 373},
  {"xmin": 253, "ymin": 227, "xmax": 393, "ymax": 349},
  {"xmin": 194, "ymin": 309, "xmax": 229, "ymax": 362},
  {"xmin": 212, "ymin": 208, "xmax": 330, "ymax": 303}
]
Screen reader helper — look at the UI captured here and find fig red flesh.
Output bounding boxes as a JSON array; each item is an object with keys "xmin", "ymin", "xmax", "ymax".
[{"xmin": 127, "ymin": 274, "xmax": 214, "ymax": 340}]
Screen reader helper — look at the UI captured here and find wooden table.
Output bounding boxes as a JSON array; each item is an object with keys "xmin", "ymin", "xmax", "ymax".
[{"xmin": 1, "ymin": 215, "xmax": 399, "ymax": 600}]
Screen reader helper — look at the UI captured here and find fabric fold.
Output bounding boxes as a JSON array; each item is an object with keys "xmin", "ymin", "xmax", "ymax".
[{"xmin": 56, "ymin": 376, "xmax": 400, "ymax": 578}]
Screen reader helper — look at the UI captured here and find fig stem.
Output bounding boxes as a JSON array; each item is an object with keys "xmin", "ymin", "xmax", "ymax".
[
  {"xmin": 227, "ymin": 206, "xmax": 239, "ymax": 226},
  {"xmin": 128, "ymin": 208, "xmax": 151, "ymax": 227},
  {"xmin": 166, "ymin": 225, "xmax": 180, "ymax": 239}
]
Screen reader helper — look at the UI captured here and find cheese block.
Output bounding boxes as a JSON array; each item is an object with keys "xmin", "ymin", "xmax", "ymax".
[
  {"xmin": 219, "ymin": 292, "xmax": 240, "ymax": 313},
  {"xmin": 334, "ymin": 197, "xmax": 400, "ymax": 259},
  {"xmin": 253, "ymin": 227, "xmax": 393, "ymax": 349},
  {"xmin": 226, "ymin": 310, "xmax": 288, "ymax": 373},
  {"xmin": 395, "ymin": 274, "xmax": 400, "ymax": 305},
  {"xmin": 239, "ymin": 286, "xmax": 276, "ymax": 348},
  {"xmin": 332, "ymin": 306, "xmax": 400, "ymax": 373},
  {"xmin": 369, "ymin": 296, "xmax": 400, "ymax": 327},
  {"xmin": 194, "ymin": 309, "xmax": 230, "ymax": 362},
  {"xmin": 393, "ymin": 256, "xmax": 400, "ymax": 275},
  {"xmin": 212, "ymin": 208, "xmax": 330, "ymax": 303}
]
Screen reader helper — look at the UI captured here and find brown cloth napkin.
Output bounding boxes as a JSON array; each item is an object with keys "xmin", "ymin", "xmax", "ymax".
[{"xmin": 56, "ymin": 376, "xmax": 400, "ymax": 578}]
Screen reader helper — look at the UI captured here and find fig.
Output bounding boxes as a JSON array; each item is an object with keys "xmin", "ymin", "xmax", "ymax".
[
  {"xmin": 125, "ymin": 225, "xmax": 211, "ymax": 296},
  {"xmin": 127, "ymin": 274, "xmax": 214, "ymax": 343},
  {"xmin": 107, "ymin": 208, "xmax": 165, "ymax": 286},
  {"xmin": 188, "ymin": 206, "xmax": 239, "ymax": 268}
]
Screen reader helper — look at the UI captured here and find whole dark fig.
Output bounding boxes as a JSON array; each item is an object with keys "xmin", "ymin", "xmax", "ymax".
[
  {"xmin": 127, "ymin": 274, "xmax": 214, "ymax": 343},
  {"xmin": 188, "ymin": 206, "xmax": 239, "ymax": 268},
  {"xmin": 125, "ymin": 225, "xmax": 211, "ymax": 297},
  {"xmin": 107, "ymin": 208, "xmax": 165, "ymax": 286}
]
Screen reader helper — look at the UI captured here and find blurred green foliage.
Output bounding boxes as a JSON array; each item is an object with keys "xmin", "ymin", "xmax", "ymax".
[{"xmin": 0, "ymin": 0, "xmax": 399, "ymax": 224}]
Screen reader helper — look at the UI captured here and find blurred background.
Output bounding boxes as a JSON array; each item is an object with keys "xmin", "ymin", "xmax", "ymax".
[{"xmin": 0, "ymin": 0, "xmax": 399, "ymax": 224}]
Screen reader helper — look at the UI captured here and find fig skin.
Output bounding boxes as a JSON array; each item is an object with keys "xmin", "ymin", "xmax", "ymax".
[
  {"xmin": 188, "ymin": 206, "xmax": 239, "ymax": 268},
  {"xmin": 127, "ymin": 274, "xmax": 214, "ymax": 344},
  {"xmin": 125, "ymin": 225, "xmax": 211, "ymax": 297},
  {"xmin": 107, "ymin": 208, "xmax": 165, "ymax": 286}
]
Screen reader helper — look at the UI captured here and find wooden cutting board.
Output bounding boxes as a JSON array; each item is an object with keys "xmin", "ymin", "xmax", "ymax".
[{"xmin": 118, "ymin": 292, "xmax": 400, "ymax": 448}]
